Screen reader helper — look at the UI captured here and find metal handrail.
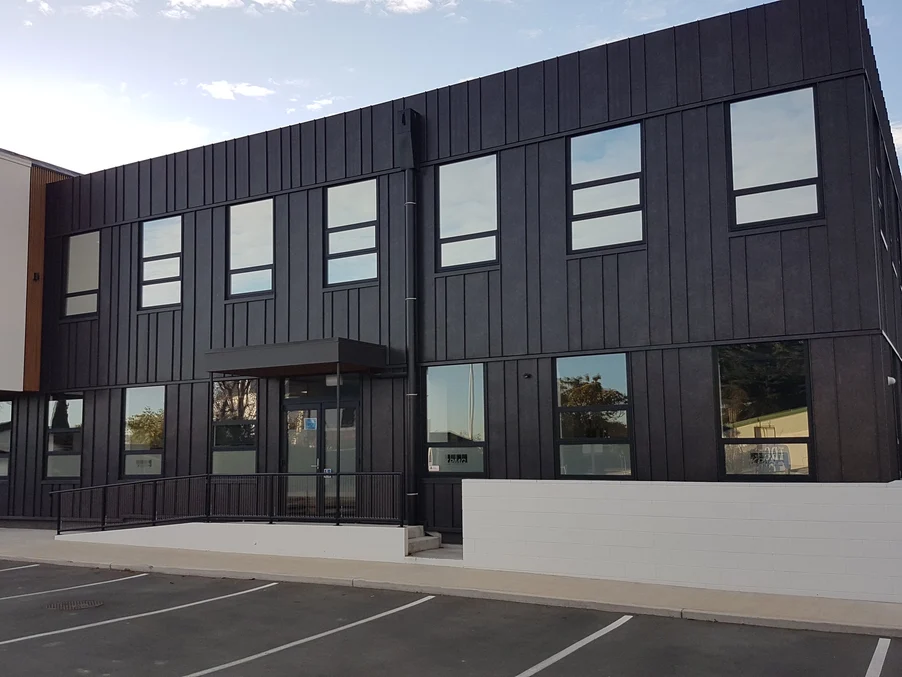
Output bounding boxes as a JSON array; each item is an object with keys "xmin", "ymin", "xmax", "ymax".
[{"xmin": 51, "ymin": 472, "xmax": 405, "ymax": 535}]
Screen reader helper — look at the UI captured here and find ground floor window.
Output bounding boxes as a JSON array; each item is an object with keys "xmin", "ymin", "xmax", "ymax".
[
  {"xmin": 426, "ymin": 364, "xmax": 486, "ymax": 474},
  {"xmin": 0, "ymin": 401, "xmax": 11, "ymax": 477},
  {"xmin": 717, "ymin": 341, "xmax": 811, "ymax": 477},
  {"xmin": 212, "ymin": 379, "xmax": 258, "ymax": 474},
  {"xmin": 556, "ymin": 354, "xmax": 632, "ymax": 477},
  {"xmin": 123, "ymin": 386, "xmax": 165, "ymax": 477},
  {"xmin": 46, "ymin": 394, "xmax": 83, "ymax": 479}
]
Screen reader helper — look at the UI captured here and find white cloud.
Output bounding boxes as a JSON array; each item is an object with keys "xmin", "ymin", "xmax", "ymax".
[
  {"xmin": 443, "ymin": 11, "xmax": 467, "ymax": 23},
  {"xmin": 587, "ymin": 34, "xmax": 627, "ymax": 48},
  {"xmin": 79, "ymin": 0, "xmax": 138, "ymax": 18},
  {"xmin": 161, "ymin": 7, "xmax": 193, "ymax": 18},
  {"xmin": 174, "ymin": 77, "xmax": 190, "ymax": 86},
  {"xmin": 168, "ymin": 0, "xmax": 243, "ymax": 8},
  {"xmin": 252, "ymin": 0, "xmax": 297, "ymax": 8},
  {"xmin": 327, "ymin": 0, "xmax": 434, "ymax": 13},
  {"xmin": 623, "ymin": 0, "xmax": 667, "ymax": 22},
  {"xmin": 198, "ymin": 81, "xmax": 276, "ymax": 100},
  {"xmin": 23, "ymin": 19, "xmax": 34, "ymax": 26},
  {"xmin": 286, "ymin": 108, "xmax": 296, "ymax": 114},
  {"xmin": 0, "ymin": 78, "xmax": 214, "ymax": 173},
  {"xmin": 519, "ymin": 28, "xmax": 542, "ymax": 39},
  {"xmin": 27, "ymin": 0, "xmax": 55, "ymax": 16},
  {"xmin": 306, "ymin": 97, "xmax": 334, "ymax": 111}
]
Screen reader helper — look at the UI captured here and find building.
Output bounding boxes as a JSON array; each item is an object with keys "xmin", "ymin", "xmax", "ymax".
[{"xmin": 1, "ymin": 0, "xmax": 900, "ymax": 542}]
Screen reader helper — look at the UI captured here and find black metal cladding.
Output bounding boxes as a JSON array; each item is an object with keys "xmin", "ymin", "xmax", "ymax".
[{"xmin": 2, "ymin": 0, "xmax": 901, "ymax": 531}]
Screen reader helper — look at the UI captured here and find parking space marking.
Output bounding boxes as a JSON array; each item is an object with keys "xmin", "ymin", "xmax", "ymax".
[
  {"xmin": 0, "ymin": 581, "xmax": 278, "ymax": 646},
  {"xmin": 866, "ymin": 638, "xmax": 891, "ymax": 677},
  {"xmin": 181, "ymin": 595, "xmax": 436, "ymax": 677},
  {"xmin": 513, "ymin": 615, "xmax": 633, "ymax": 677},
  {"xmin": 0, "ymin": 564, "xmax": 39, "ymax": 574},
  {"xmin": 0, "ymin": 573, "xmax": 148, "ymax": 602}
]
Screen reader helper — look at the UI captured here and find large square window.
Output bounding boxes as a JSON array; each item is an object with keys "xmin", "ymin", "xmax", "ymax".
[
  {"xmin": 556, "ymin": 354, "xmax": 632, "ymax": 477},
  {"xmin": 212, "ymin": 379, "xmax": 258, "ymax": 474},
  {"xmin": 326, "ymin": 179, "xmax": 378, "ymax": 285},
  {"xmin": 123, "ymin": 386, "xmax": 165, "ymax": 477},
  {"xmin": 718, "ymin": 341, "xmax": 811, "ymax": 477},
  {"xmin": 426, "ymin": 364, "xmax": 486, "ymax": 473},
  {"xmin": 46, "ymin": 395, "xmax": 83, "ymax": 479},
  {"xmin": 730, "ymin": 88, "xmax": 820, "ymax": 226},
  {"xmin": 141, "ymin": 216, "xmax": 182, "ymax": 309},
  {"xmin": 569, "ymin": 124, "xmax": 643, "ymax": 252},
  {"xmin": 229, "ymin": 199, "xmax": 273, "ymax": 296},
  {"xmin": 438, "ymin": 156, "xmax": 498, "ymax": 268},
  {"xmin": 65, "ymin": 232, "xmax": 100, "ymax": 316}
]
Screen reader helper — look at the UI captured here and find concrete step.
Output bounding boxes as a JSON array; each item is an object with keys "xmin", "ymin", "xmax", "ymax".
[
  {"xmin": 405, "ymin": 525, "xmax": 425, "ymax": 539},
  {"xmin": 407, "ymin": 534, "xmax": 442, "ymax": 555}
]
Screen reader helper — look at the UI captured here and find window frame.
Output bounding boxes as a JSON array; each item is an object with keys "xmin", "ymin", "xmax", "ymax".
[
  {"xmin": 727, "ymin": 87, "xmax": 824, "ymax": 230},
  {"xmin": 211, "ymin": 378, "xmax": 259, "ymax": 475},
  {"xmin": 45, "ymin": 393, "xmax": 84, "ymax": 481},
  {"xmin": 553, "ymin": 353, "xmax": 636, "ymax": 480},
  {"xmin": 63, "ymin": 231, "xmax": 100, "ymax": 318},
  {"xmin": 436, "ymin": 155, "xmax": 500, "ymax": 272},
  {"xmin": 227, "ymin": 199, "xmax": 274, "ymax": 299},
  {"xmin": 121, "ymin": 385, "xmax": 167, "ymax": 479},
  {"xmin": 714, "ymin": 341, "xmax": 816, "ymax": 482},
  {"xmin": 567, "ymin": 124, "xmax": 645, "ymax": 254},
  {"xmin": 0, "ymin": 400, "xmax": 12, "ymax": 480},
  {"xmin": 140, "ymin": 216, "xmax": 182, "ymax": 310},
  {"xmin": 424, "ymin": 363, "xmax": 488, "ymax": 477},
  {"xmin": 324, "ymin": 179, "xmax": 379, "ymax": 287}
]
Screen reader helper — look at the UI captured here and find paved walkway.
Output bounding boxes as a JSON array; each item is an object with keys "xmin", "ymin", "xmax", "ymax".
[{"xmin": 0, "ymin": 528, "xmax": 901, "ymax": 637}]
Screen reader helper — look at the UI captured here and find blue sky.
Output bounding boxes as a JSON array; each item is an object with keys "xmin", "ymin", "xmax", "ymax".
[{"xmin": 2, "ymin": 0, "xmax": 900, "ymax": 173}]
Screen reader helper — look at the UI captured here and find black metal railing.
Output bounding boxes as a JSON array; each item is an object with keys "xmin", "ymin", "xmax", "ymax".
[{"xmin": 51, "ymin": 472, "xmax": 404, "ymax": 534}]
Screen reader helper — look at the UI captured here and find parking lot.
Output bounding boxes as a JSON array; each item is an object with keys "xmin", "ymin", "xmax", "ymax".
[{"xmin": 0, "ymin": 559, "xmax": 896, "ymax": 676}]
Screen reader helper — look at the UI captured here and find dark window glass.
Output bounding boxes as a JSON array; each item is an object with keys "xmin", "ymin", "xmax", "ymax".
[
  {"xmin": 569, "ymin": 124, "xmax": 643, "ymax": 251},
  {"xmin": 65, "ymin": 232, "xmax": 100, "ymax": 316},
  {"xmin": 123, "ymin": 386, "xmax": 165, "ymax": 477},
  {"xmin": 141, "ymin": 216, "xmax": 182, "ymax": 309},
  {"xmin": 556, "ymin": 354, "xmax": 632, "ymax": 477},
  {"xmin": 730, "ymin": 88, "xmax": 819, "ymax": 226},
  {"xmin": 0, "ymin": 401, "xmax": 9, "ymax": 477},
  {"xmin": 229, "ymin": 200, "xmax": 273, "ymax": 295},
  {"xmin": 438, "ymin": 156, "xmax": 498, "ymax": 268},
  {"xmin": 284, "ymin": 375, "xmax": 360, "ymax": 400},
  {"xmin": 46, "ymin": 394, "xmax": 83, "ymax": 479},
  {"xmin": 426, "ymin": 364, "xmax": 485, "ymax": 473},
  {"xmin": 212, "ymin": 380, "xmax": 258, "ymax": 474},
  {"xmin": 718, "ymin": 341, "xmax": 811, "ymax": 477}
]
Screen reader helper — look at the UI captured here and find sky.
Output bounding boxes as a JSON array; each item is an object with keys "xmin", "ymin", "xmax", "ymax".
[{"xmin": 2, "ymin": 0, "xmax": 901, "ymax": 174}]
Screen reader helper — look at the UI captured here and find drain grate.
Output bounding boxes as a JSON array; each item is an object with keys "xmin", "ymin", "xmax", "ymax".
[{"xmin": 46, "ymin": 600, "xmax": 104, "ymax": 611}]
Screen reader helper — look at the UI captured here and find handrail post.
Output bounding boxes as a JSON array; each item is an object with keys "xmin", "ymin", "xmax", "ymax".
[
  {"xmin": 151, "ymin": 479, "xmax": 158, "ymax": 526},
  {"xmin": 100, "ymin": 486, "xmax": 107, "ymax": 532},
  {"xmin": 399, "ymin": 473, "xmax": 405, "ymax": 527},
  {"xmin": 268, "ymin": 474, "xmax": 275, "ymax": 524},
  {"xmin": 205, "ymin": 474, "xmax": 212, "ymax": 522},
  {"xmin": 335, "ymin": 473, "xmax": 341, "ymax": 526}
]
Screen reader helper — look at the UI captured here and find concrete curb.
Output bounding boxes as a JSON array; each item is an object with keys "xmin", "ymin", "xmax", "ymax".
[{"xmin": 2, "ymin": 552, "xmax": 900, "ymax": 637}]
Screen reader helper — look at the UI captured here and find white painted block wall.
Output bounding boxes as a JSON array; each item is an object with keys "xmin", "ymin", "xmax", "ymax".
[
  {"xmin": 462, "ymin": 479, "xmax": 902, "ymax": 603},
  {"xmin": 0, "ymin": 152, "xmax": 31, "ymax": 392}
]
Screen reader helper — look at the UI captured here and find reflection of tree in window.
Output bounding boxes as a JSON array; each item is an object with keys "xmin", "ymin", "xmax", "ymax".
[
  {"xmin": 126, "ymin": 408, "xmax": 164, "ymax": 450},
  {"xmin": 213, "ymin": 380, "xmax": 258, "ymax": 421}
]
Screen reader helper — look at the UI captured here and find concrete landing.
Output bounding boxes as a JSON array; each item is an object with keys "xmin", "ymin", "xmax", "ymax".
[{"xmin": 1, "ymin": 528, "xmax": 901, "ymax": 637}]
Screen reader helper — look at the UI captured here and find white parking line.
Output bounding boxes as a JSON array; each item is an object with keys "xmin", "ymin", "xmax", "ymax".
[
  {"xmin": 513, "ymin": 615, "xmax": 633, "ymax": 677},
  {"xmin": 0, "ymin": 573, "xmax": 148, "ymax": 601},
  {"xmin": 866, "ymin": 638, "xmax": 891, "ymax": 677},
  {"xmin": 181, "ymin": 595, "xmax": 436, "ymax": 677},
  {"xmin": 0, "ymin": 582, "xmax": 278, "ymax": 646},
  {"xmin": 0, "ymin": 564, "xmax": 39, "ymax": 574}
]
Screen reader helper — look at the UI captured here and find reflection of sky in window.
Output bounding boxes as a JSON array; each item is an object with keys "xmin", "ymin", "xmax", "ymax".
[
  {"xmin": 143, "ymin": 216, "xmax": 181, "ymax": 257},
  {"xmin": 441, "ymin": 236, "xmax": 496, "ymax": 267},
  {"xmin": 571, "ymin": 124, "xmax": 641, "ymax": 185},
  {"xmin": 571, "ymin": 212, "xmax": 642, "ymax": 250},
  {"xmin": 67, "ymin": 232, "xmax": 99, "ymax": 293},
  {"xmin": 231, "ymin": 269, "xmax": 272, "ymax": 295},
  {"xmin": 0, "ymin": 402, "xmax": 11, "ymax": 425},
  {"xmin": 329, "ymin": 226, "xmax": 375, "ymax": 254},
  {"xmin": 49, "ymin": 397, "xmax": 83, "ymax": 428},
  {"xmin": 557, "ymin": 354, "xmax": 628, "ymax": 401},
  {"xmin": 328, "ymin": 253, "xmax": 377, "ymax": 284},
  {"xmin": 328, "ymin": 180, "xmax": 377, "ymax": 228},
  {"xmin": 735, "ymin": 184, "xmax": 818, "ymax": 224},
  {"xmin": 143, "ymin": 281, "xmax": 181, "ymax": 307},
  {"xmin": 440, "ymin": 156, "xmax": 497, "ymax": 238},
  {"xmin": 143, "ymin": 258, "xmax": 180, "ymax": 281},
  {"xmin": 573, "ymin": 179, "xmax": 640, "ymax": 215},
  {"xmin": 229, "ymin": 199, "xmax": 273, "ymax": 269},
  {"xmin": 427, "ymin": 364, "xmax": 485, "ymax": 441},
  {"xmin": 125, "ymin": 386, "xmax": 165, "ymax": 418},
  {"xmin": 731, "ymin": 88, "xmax": 817, "ymax": 190}
]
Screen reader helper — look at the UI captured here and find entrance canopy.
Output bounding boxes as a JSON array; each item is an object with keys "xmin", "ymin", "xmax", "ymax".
[{"xmin": 201, "ymin": 338, "xmax": 387, "ymax": 377}]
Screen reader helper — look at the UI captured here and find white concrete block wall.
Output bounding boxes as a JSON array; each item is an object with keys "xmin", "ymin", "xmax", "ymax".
[{"xmin": 462, "ymin": 479, "xmax": 902, "ymax": 603}]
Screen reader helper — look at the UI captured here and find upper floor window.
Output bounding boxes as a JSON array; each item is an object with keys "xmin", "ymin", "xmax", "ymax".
[
  {"xmin": 426, "ymin": 364, "xmax": 485, "ymax": 473},
  {"xmin": 212, "ymin": 379, "xmax": 258, "ymax": 474},
  {"xmin": 0, "ymin": 401, "xmax": 11, "ymax": 478},
  {"xmin": 556, "ymin": 354, "xmax": 632, "ymax": 477},
  {"xmin": 141, "ymin": 216, "xmax": 181, "ymax": 309},
  {"xmin": 123, "ymin": 386, "xmax": 165, "ymax": 477},
  {"xmin": 730, "ymin": 88, "xmax": 820, "ymax": 227},
  {"xmin": 569, "ymin": 124, "xmax": 643, "ymax": 251},
  {"xmin": 438, "ymin": 156, "xmax": 498, "ymax": 269},
  {"xmin": 718, "ymin": 341, "xmax": 811, "ymax": 478},
  {"xmin": 65, "ymin": 232, "xmax": 100, "ymax": 316},
  {"xmin": 326, "ymin": 179, "xmax": 378, "ymax": 285},
  {"xmin": 46, "ymin": 394, "xmax": 83, "ymax": 479},
  {"xmin": 229, "ymin": 199, "xmax": 273, "ymax": 296}
]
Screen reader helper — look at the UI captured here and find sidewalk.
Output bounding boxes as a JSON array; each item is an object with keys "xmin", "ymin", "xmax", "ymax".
[{"xmin": 1, "ymin": 528, "xmax": 901, "ymax": 637}]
